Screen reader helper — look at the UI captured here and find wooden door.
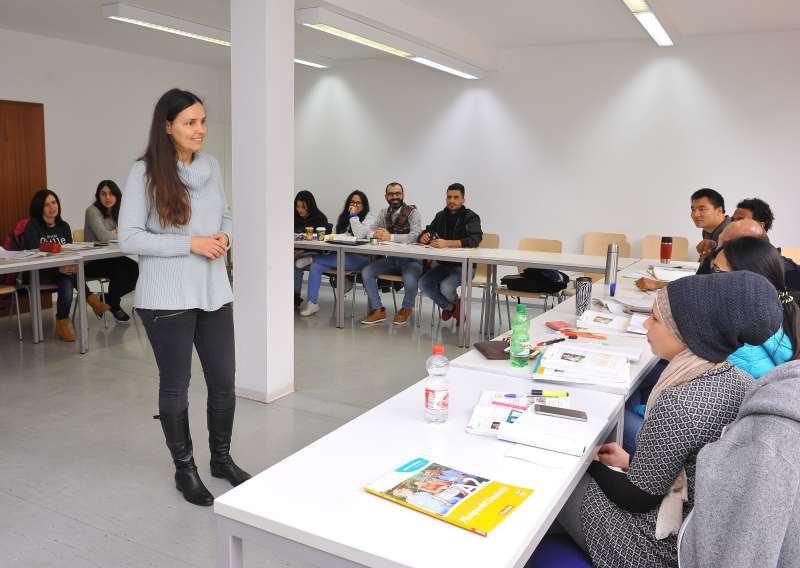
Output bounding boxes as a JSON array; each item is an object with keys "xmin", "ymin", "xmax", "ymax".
[{"xmin": 0, "ymin": 100, "xmax": 47, "ymax": 240}]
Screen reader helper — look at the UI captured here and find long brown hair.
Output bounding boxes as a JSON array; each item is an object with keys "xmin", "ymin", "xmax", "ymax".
[{"xmin": 140, "ymin": 88, "xmax": 203, "ymax": 227}]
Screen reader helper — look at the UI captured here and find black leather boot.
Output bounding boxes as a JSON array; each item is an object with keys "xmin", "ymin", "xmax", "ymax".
[
  {"xmin": 208, "ymin": 405, "xmax": 252, "ymax": 487},
  {"xmin": 159, "ymin": 410, "xmax": 214, "ymax": 506}
]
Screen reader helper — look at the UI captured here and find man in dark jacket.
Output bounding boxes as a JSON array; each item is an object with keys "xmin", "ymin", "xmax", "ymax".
[
  {"xmin": 418, "ymin": 183, "xmax": 483, "ymax": 321},
  {"xmin": 678, "ymin": 360, "xmax": 800, "ymax": 568}
]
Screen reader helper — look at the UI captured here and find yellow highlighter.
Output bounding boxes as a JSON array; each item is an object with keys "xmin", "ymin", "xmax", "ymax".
[{"xmin": 530, "ymin": 389, "xmax": 569, "ymax": 398}]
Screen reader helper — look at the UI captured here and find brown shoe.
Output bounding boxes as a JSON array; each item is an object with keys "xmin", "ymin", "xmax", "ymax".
[
  {"xmin": 55, "ymin": 318, "xmax": 76, "ymax": 342},
  {"xmin": 86, "ymin": 293, "xmax": 110, "ymax": 318},
  {"xmin": 360, "ymin": 308, "xmax": 386, "ymax": 325},
  {"xmin": 393, "ymin": 308, "xmax": 413, "ymax": 326}
]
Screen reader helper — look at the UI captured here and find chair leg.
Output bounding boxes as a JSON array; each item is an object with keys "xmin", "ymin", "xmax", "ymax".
[
  {"xmin": 390, "ymin": 285, "xmax": 398, "ymax": 312},
  {"xmin": 478, "ymin": 287, "xmax": 486, "ymax": 338},
  {"xmin": 416, "ymin": 290, "xmax": 422, "ymax": 329},
  {"xmin": 505, "ymin": 296, "xmax": 511, "ymax": 327}
]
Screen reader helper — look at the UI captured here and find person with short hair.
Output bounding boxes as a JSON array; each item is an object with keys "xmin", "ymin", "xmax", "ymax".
[
  {"xmin": 417, "ymin": 183, "xmax": 483, "ymax": 321},
  {"xmin": 690, "ymin": 188, "xmax": 730, "ymax": 262},
  {"xmin": 550, "ymin": 271, "xmax": 783, "ymax": 568},
  {"xmin": 732, "ymin": 197, "xmax": 774, "ymax": 232},
  {"xmin": 23, "ymin": 189, "xmax": 110, "ymax": 341},
  {"xmin": 83, "ymin": 179, "xmax": 139, "ymax": 322},
  {"xmin": 360, "ymin": 182, "xmax": 423, "ymax": 326}
]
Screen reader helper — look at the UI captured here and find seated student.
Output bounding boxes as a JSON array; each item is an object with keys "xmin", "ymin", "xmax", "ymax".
[
  {"xmin": 691, "ymin": 187, "xmax": 730, "ymax": 263},
  {"xmin": 731, "ymin": 197, "xmax": 774, "ymax": 231},
  {"xmin": 360, "ymin": 182, "xmax": 423, "ymax": 326},
  {"xmin": 712, "ymin": 236, "xmax": 799, "ymax": 377},
  {"xmin": 293, "ymin": 190, "xmax": 331, "ymax": 308},
  {"xmin": 417, "ymin": 183, "xmax": 483, "ymax": 321},
  {"xmin": 23, "ymin": 189, "xmax": 110, "ymax": 341},
  {"xmin": 551, "ymin": 271, "xmax": 783, "ymax": 568},
  {"xmin": 297, "ymin": 190, "xmax": 374, "ymax": 317},
  {"xmin": 83, "ymin": 180, "xmax": 139, "ymax": 322},
  {"xmin": 677, "ymin": 360, "xmax": 800, "ymax": 568}
]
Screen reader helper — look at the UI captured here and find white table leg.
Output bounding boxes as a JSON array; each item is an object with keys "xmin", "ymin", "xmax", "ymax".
[
  {"xmin": 77, "ymin": 260, "xmax": 88, "ymax": 354},
  {"xmin": 336, "ymin": 248, "xmax": 345, "ymax": 328},
  {"xmin": 216, "ymin": 523, "xmax": 243, "ymax": 568},
  {"xmin": 30, "ymin": 270, "xmax": 41, "ymax": 343}
]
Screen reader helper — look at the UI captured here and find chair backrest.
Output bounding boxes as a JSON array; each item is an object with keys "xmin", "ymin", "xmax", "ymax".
[
  {"xmin": 473, "ymin": 233, "xmax": 500, "ymax": 281},
  {"xmin": 515, "ymin": 237, "xmax": 563, "ymax": 273},
  {"xmin": 583, "ymin": 232, "xmax": 631, "ymax": 258},
  {"xmin": 781, "ymin": 247, "xmax": 800, "ymax": 264},
  {"xmin": 641, "ymin": 235, "xmax": 690, "ymax": 261},
  {"xmin": 73, "ymin": 228, "xmax": 85, "ymax": 242}
]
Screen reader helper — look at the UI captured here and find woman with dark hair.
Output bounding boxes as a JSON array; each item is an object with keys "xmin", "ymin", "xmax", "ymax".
[
  {"xmin": 297, "ymin": 190, "xmax": 374, "ymax": 316},
  {"xmin": 293, "ymin": 190, "xmax": 329, "ymax": 234},
  {"xmin": 23, "ymin": 189, "xmax": 110, "ymax": 341},
  {"xmin": 119, "ymin": 88, "xmax": 250, "ymax": 507},
  {"xmin": 83, "ymin": 179, "xmax": 139, "ymax": 322},
  {"xmin": 293, "ymin": 190, "xmax": 331, "ymax": 307},
  {"xmin": 712, "ymin": 236, "xmax": 799, "ymax": 376}
]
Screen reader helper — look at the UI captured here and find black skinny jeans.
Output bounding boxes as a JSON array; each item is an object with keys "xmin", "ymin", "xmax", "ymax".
[
  {"xmin": 137, "ymin": 304, "xmax": 235, "ymax": 416},
  {"xmin": 85, "ymin": 257, "xmax": 139, "ymax": 310}
]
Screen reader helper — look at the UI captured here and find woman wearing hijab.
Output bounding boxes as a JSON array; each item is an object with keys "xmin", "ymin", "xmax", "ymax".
[{"xmin": 547, "ymin": 271, "xmax": 784, "ymax": 568}]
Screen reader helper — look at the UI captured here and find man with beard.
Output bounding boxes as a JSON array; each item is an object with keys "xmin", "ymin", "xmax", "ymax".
[
  {"xmin": 360, "ymin": 182, "xmax": 423, "ymax": 326},
  {"xmin": 417, "ymin": 183, "xmax": 483, "ymax": 322}
]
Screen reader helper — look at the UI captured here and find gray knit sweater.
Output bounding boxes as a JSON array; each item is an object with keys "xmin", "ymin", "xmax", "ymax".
[{"xmin": 118, "ymin": 152, "xmax": 233, "ymax": 310}]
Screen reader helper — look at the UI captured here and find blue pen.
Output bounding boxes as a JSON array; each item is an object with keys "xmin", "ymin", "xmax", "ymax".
[{"xmin": 610, "ymin": 282, "xmax": 617, "ymax": 297}]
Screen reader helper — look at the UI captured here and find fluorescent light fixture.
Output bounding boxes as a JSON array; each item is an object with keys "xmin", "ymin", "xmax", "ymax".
[
  {"xmin": 296, "ymin": 7, "xmax": 483, "ymax": 80},
  {"xmin": 621, "ymin": 0, "xmax": 674, "ymax": 47},
  {"xmin": 303, "ymin": 23, "xmax": 412, "ymax": 58},
  {"xmin": 410, "ymin": 57, "xmax": 478, "ymax": 80},
  {"xmin": 103, "ymin": 3, "xmax": 231, "ymax": 46},
  {"xmin": 294, "ymin": 58, "xmax": 328, "ymax": 69}
]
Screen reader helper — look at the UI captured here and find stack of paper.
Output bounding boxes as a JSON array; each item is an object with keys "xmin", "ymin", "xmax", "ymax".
[
  {"xmin": 62, "ymin": 242, "xmax": 95, "ymax": 251},
  {"xmin": 626, "ymin": 313, "xmax": 649, "ymax": 335},
  {"xmin": 497, "ymin": 406, "xmax": 600, "ymax": 457},
  {"xmin": 651, "ymin": 266, "xmax": 694, "ymax": 282},
  {"xmin": 537, "ymin": 344, "xmax": 631, "ymax": 385},
  {"xmin": 577, "ymin": 310, "xmax": 630, "ymax": 335},
  {"xmin": 466, "ymin": 391, "xmax": 570, "ymax": 437}
]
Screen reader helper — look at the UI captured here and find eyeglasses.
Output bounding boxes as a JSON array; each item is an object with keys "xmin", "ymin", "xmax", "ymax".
[{"xmin": 348, "ymin": 200, "xmax": 363, "ymax": 206}]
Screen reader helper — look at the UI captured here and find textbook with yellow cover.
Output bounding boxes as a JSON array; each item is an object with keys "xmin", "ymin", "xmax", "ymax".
[{"xmin": 364, "ymin": 457, "xmax": 531, "ymax": 536}]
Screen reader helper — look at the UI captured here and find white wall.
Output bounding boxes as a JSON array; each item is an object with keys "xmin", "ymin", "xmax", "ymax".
[
  {"xmin": 296, "ymin": 31, "xmax": 800, "ymax": 256},
  {"xmin": 0, "ymin": 28, "xmax": 231, "ymax": 232}
]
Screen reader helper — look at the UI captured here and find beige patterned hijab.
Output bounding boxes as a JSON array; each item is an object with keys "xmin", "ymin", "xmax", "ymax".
[{"xmin": 646, "ymin": 288, "xmax": 725, "ymax": 539}]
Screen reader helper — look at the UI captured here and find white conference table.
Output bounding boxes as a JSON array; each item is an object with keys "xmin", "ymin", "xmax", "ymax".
[
  {"xmin": 215, "ymin": 366, "xmax": 624, "ymax": 568},
  {"xmin": 294, "ymin": 239, "xmax": 639, "ymax": 348},
  {"xmin": 0, "ymin": 252, "xmax": 85, "ymax": 346},
  {"xmin": 451, "ymin": 259, "xmax": 700, "ymax": 399},
  {"xmin": 474, "ymin": 248, "xmax": 639, "ymax": 338},
  {"xmin": 0, "ymin": 245, "xmax": 131, "ymax": 353}
]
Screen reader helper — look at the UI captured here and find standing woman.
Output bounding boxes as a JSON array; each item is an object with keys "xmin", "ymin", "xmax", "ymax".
[
  {"xmin": 84, "ymin": 180, "xmax": 140, "ymax": 322},
  {"xmin": 119, "ymin": 89, "xmax": 250, "ymax": 506}
]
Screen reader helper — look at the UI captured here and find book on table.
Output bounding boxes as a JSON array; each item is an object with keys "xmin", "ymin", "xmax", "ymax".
[
  {"xmin": 365, "ymin": 457, "xmax": 532, "ymax": 537},
  {"xmin": 496, "ymin": 404, "xmax": 601, "ymax": 457},
  {"xmin": 466, "ymin": 390, "xmax": 570, "ymax": 437},
  {"xmin": 577, "ymin": 310, "xmax": 630, "ymax": 335},
  {"xmin": 538, "ymin": 344, "xmax": 630, "ymax": 382}
]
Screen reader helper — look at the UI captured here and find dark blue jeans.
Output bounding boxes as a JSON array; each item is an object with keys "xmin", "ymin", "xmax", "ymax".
[
  {"xmin": 622, "ymin": 359, "xmax": 667, "ymax": 454},
  {"xmin": 39, "ymin": 269, "xmax": 90, "ymax": 320}
]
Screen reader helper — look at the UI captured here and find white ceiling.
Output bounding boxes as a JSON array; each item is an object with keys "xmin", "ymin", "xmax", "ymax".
[{"xmin": 1, "ymin": 0, "xmax": 799, "ymax": 68}]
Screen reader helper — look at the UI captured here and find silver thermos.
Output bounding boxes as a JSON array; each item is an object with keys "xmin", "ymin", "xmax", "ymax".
[{"xmin": 605, "ymin": 243, "xmax": 619, "ymax": 293}]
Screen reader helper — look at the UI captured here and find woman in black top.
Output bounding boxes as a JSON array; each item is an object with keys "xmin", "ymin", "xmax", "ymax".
[
  {"xmin": 293, "ymin": 190, "xmax": 330, "ymax": 307},
  {"xmin": 23, "ymin": 189, "xmax": 110, "ymax": 341}
]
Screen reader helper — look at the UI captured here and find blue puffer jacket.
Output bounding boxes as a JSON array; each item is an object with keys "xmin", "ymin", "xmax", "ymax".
[{"xmin": 728, "ymin": 329, "xmax": 795, "ymax": 379}]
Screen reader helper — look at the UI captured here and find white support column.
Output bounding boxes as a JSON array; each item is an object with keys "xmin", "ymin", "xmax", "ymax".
[{"xmin": 230, "ymin": 0, "xmax": 294, "ymax": 402}]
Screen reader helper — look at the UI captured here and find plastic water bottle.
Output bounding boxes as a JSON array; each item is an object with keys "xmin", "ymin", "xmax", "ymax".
[
  {"xmin": 510, "ymin": 304, "xmax": 530, "ymax": 368},
  {"xmin": 425, "ymin": 344, "xmax": 450, "ymax": 423}
]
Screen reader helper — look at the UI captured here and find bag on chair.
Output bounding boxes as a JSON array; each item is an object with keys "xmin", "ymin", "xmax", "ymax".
[{"xmin": 501, "ymin": 269, "xmax": 569, "ymax": 294}]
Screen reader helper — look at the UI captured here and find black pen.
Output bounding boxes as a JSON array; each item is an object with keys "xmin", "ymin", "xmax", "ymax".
[{"xmin": 536, "ymin": 338, "xmax": 566, "ymax": 347}]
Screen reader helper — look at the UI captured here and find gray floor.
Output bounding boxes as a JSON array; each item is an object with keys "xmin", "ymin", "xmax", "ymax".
[{"xmin": 0, "ymin": 283, "xmax": 543, "ymax": 567}]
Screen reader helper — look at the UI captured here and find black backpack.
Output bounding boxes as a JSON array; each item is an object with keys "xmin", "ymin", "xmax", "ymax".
[{"xmin": 501, "ymin": 268, "xmax": 570, "ymax": 294}]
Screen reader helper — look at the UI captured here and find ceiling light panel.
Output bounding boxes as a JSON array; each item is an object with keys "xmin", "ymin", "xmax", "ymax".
[{"xmin": 103, "ymin": 3, "xmax": 230, "ymax": 46}]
